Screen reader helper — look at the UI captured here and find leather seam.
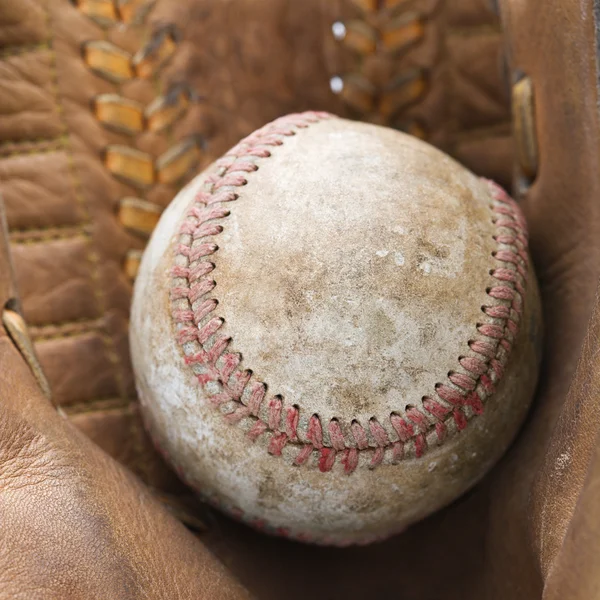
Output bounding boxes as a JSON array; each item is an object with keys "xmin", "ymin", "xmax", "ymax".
[
  {"xmin": 75, "ymin": 4, "xmax": 195, "ymax": 483},
  {"xmin": 0, "ymin": 41, "xmax": 51, "ymax": 58},
  {"xmin": 63, "ymin": 398, "xmax": 133, "ymax": 416},
  {"xmin": 29, "ymin": 319, "xmax": 106, "ymax": 342},
  {"xmin": 10, "ymin": 225, "xmax": 90, "ymax": 245},
  {"xmin": 43, "ymin": 3, "xmax": 128, "ymax": 401},
  {"xmin": 75, "ymin": 3, "xmax": 182, "ymax": 483},
  {"xmin": 0, "ymin": 136, "xmax": 67, "ymax": 156}
]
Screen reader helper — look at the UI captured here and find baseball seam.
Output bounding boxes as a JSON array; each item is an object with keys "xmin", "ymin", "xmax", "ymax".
[{"xmin": 169, "ymin": 111, "xmax": 530, "ymax": 474}]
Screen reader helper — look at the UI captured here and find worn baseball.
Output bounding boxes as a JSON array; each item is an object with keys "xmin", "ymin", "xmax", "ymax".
[{"xmin": 131, "ymin": 113, "xmax": 541, "ymax": 545}]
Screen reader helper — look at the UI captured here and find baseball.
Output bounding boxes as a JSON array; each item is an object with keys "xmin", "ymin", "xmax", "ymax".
[{"xmin": 130, "ymin": 113, "xmax": 541, "ymax": 545}]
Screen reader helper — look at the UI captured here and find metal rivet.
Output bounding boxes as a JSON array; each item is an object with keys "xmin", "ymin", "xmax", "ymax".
[
  {"xmin": 332, "ymin": 21, "xmax": 347, "ymax": 41},
  {"xmin": 330, "ymin": 76, "xmax": 344, "ymax": 94}
]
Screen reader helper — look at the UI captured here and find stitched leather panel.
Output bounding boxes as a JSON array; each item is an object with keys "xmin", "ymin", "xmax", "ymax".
[
  {"xmin": 0, "ymin": 150, "xmax": 82, "ymax": 231},
  {"xmin": 0, "ymin": 0, "xmax": 47, "ymax": 48},
  {"xmin": 442, "ymin": 1, "xmax": 511, "ymax": 187},
  {"xmin": 169, "ymin": 0, "xmax": 511, "ymax": 186},
  {"xmin": 35, "ymin": 330, "xmax": 121, "ymax": 406},
  {"xmin": 11, "ymin": 237, "xmax": 100, "ymax": 325},
  {"xmin": 445, "ymin": 0, "xmax": 512, "ymax": 186},
  {"xmin": 0, "ymin": 50, "xmax": 63, "ymax": 141}
]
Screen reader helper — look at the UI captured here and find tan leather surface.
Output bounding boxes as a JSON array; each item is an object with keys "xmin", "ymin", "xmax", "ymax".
[
  {"xmin": 541, "ymin": 295, "xmax": 600, "ymax": 600},
  {"xmin": 490, "ymin": 0, "xmax": 600, "ymax": 595},
  {"xmin": 0, "ymin": 0, "xmax": 201, "ymax": 490},
  {"xmin": 0, "ymin": 336, "xmax": 251, "ymax": 599},
  {"xmin": 0, "ymin": 202, "xmax": 250, "ymax": 597},
  {"xmin": 0, "ymin": 0, "xmax": 511, "ymax": 493}
]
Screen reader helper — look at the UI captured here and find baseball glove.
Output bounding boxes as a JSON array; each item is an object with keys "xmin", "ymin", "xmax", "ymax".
[{"xmin": 1, "ymin": 0, "xmax": 598, "ymax": 598}]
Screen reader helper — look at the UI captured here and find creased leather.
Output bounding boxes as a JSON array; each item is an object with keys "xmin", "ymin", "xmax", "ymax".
[
  {"xmin": 0, "ymin": 219, "xmax": 250, "ymax": 600},
  {"xmin": 495, "ymin": 0, "xmax": 600, "ymax": 595},
  {"xmin": 0, "ymin": 336, "xmax": 252, "ymax": 599},
  {"xmin": 541, "ymin": 291, "xmax": 600, "ymax": 599}
]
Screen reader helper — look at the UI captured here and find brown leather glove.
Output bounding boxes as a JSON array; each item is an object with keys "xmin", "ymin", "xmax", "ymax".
[
  {"xmin": 3, "ymin": 0, "xmax": 599, "ymax": 598},
  {"xmin": 0, "ymin": 203, "xmax": 250, "ymax": 598},
  {"xmin": 193, "ymin": 2, "xmax": 600, "ymax": 598}
]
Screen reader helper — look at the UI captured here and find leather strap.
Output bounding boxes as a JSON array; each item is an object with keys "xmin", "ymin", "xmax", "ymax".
[
  {"xmin": 0, "ymin": 199, "xmax": 51, "ymax": 400},
  {"xmin": 0, "ymin": 200, "xmax": 17, "ymax": 314}
]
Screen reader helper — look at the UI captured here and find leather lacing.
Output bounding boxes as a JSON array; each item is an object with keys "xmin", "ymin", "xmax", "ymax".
[
  {"xmin": 330, "ymin": 0, "xmax": 428, "ymax": 136},
  {"xmin": 2, "ymin": 306, "xmax": 52, "ymax": 401},
  {"xmin": 512, "ymin": 76, "xmax": 538, "ymax": 184},
  {"xmin": 74, "ymin": 0, "xmax": 203, "ymax": 280}
]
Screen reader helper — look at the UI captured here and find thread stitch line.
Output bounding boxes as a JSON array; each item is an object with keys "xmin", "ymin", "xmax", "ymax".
[
  {"xmin": 169, "ymin": 111, "xmax": 530, "ymax": 475},
  {"xmin": 329, "ymin": 2, "xmax": 429, "ymax": 131}
]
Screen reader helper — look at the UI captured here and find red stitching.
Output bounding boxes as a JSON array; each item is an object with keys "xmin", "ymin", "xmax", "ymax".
[{"xmin": 169, "ymin": 113, "xmax": 531, "ymax": 474}]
